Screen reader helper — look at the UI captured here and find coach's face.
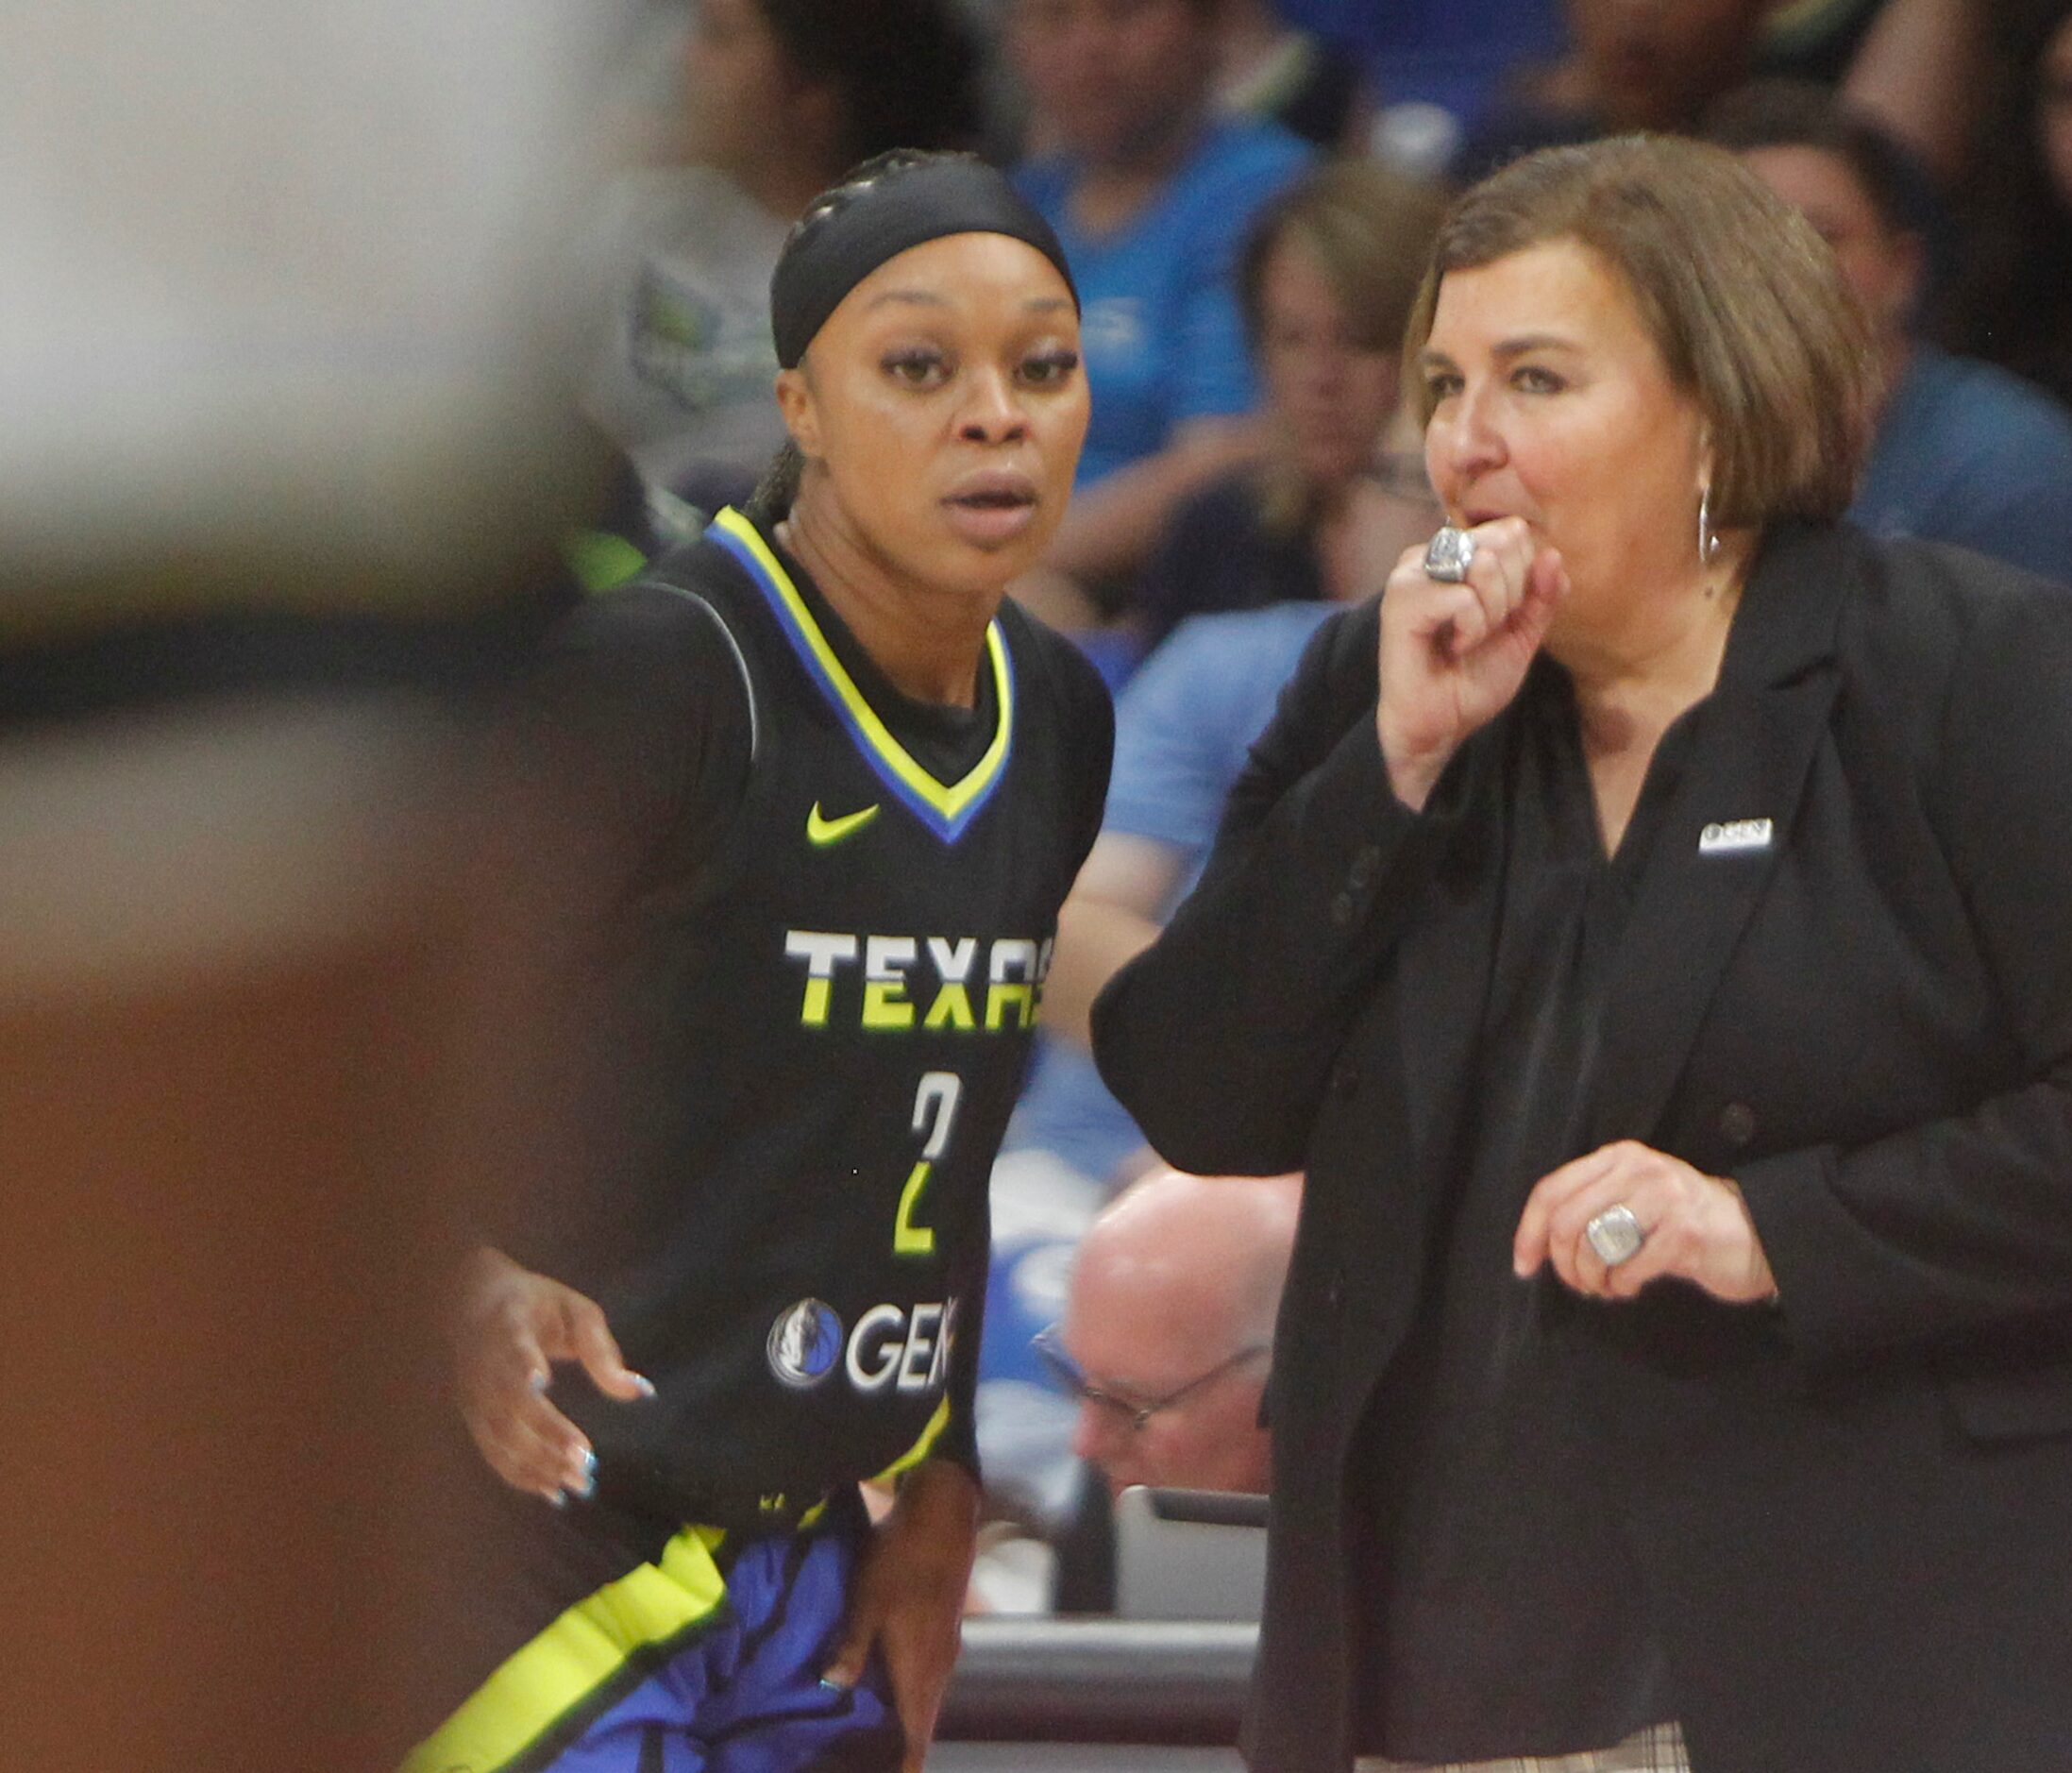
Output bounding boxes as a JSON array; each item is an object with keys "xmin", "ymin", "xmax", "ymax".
[{"xmin": 776, "ymin": 233, "xmax": 1087, "ymax": 597}]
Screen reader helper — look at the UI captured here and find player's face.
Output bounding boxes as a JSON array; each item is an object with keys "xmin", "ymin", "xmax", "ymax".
[{"xmin": 780, "ymin": 233, "xmax": 1087, "ymax": 594}]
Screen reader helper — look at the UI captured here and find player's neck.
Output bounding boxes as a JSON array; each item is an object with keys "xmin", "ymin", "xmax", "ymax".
[{"xmin": 777, "ymin": 504, "xmax": 995, "ymax": 710}]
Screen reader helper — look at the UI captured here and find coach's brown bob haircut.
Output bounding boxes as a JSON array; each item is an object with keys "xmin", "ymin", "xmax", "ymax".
[{"xmin": 1404, "ymin": 134, "xmax": 1878, "ymax": 528}]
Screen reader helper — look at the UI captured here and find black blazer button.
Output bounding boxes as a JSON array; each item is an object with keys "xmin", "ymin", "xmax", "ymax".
[
  {"xmin": 1330, "ymin": 1057, "xmax": 1358, "ymax": 1097},
  {"xmin": 1349, "ymin": 844, "xmax": 1382, "ymax": 888},
  {"xmin": 1719, "ymin": 1101, "xmax": 1758, "ymax": 1147},
  {"xmin": 1331, "ymin": 890, "xmax": 1356, "ymax": 927},
  {"xmin": 1325, "ymin": 1267, "xmax": 1345, "ymax": 1309}
]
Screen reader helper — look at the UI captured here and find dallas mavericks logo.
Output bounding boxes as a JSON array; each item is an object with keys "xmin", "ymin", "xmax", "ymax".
[{"xmin": 767, "ymin": 1299, "xmax": 844, "ymax": 1388}]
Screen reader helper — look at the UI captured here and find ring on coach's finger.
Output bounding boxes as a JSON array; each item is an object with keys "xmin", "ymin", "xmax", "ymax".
[
  {"xmin": 1584, "ymin": 1203, "xmax": 1646, "ymax": 1266},
  {"xmin": 1423, "ymin": 525, "xmax": 1476, "ymax": 583}
]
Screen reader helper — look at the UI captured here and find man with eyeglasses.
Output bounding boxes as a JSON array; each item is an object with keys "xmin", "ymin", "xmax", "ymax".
[{"xmin": 1041, "ymin": 1167, "xmax": 1300, "ymax": 1500}]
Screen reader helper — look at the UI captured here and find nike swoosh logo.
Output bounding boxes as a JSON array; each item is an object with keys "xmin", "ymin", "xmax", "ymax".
[{"xmin": 806, "ymin": 801, "xmax": 880, "ymax": 847}]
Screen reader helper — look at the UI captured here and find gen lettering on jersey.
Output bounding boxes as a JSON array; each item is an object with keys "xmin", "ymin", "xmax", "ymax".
[
  {"xmin": 766, "ymin": 1295, "xmax": 962, "ymax": 1395},
  {"xmin": 783, "ymin": 931, "xmax": 1053, "ymax": 1032}
]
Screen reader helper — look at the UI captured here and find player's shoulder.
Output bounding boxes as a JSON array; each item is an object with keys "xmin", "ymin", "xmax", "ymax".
[
  {"xmin": 534, "ymin": 532, "xmax": 763, "ymax": 715},
  {"xmin": 995, "ymin": 599, "xmax": 1111, "ymax": 720}
]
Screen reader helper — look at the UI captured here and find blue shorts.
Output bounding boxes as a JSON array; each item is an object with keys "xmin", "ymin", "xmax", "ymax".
[{"xmin": 403, "ymin": 1497, "xmax": 900, "ymax": 1773}]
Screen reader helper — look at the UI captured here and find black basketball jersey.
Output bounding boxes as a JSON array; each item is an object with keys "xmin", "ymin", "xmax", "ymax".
[{"xmin": 520, "ymin": 507, "xmax": 1112, "ymax": 1540}]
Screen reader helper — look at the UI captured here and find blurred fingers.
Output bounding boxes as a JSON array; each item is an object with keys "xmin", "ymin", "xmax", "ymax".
[{"xmin": 558, "ymin": 1291, "xmax": 655, "ymax": 1405}]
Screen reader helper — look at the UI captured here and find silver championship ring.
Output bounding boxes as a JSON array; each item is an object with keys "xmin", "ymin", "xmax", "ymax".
[
  {"xmin": 1584, "ymin": 1203, "xmax": 1646, "ymax": 1266},
  {"xmin": 1423, "ymin": 525, "xmax": 1476, "ymax": 583}
]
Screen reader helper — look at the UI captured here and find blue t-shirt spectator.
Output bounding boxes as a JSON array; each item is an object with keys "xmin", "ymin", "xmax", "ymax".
[
  {"xmin": 1002, "ymin": 599, "xmax": 1341, "ymax": 1184},
  {"xmin": 1852, "ymin": 344, "xmax": 2072, "ymax": 585},
  {"xmin": 1015, "ymin": 118, "xmax": 1310, "ymax": 489}
]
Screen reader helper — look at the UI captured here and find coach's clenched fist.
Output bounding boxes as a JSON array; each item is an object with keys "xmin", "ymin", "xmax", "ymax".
[{"xmin": 1376, "ymin": 516, "xmax": 1569, "ymax": 811}]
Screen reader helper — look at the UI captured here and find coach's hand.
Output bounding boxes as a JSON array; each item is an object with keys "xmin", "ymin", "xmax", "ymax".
[
  {"xmin": 1377, "ymin": 516, "xmax": 1567, "ymax": 812},
  {"xmin": 822, "ymin": 1459, "xmax": 979, "ymax": 1772},
  {"xmin": 1512, "ymin": 1140, "xmax": 1779, "ymax": 1306},
  {"xmin": 452, "ymin": 1244, "xmax": 654, "ymax": 1508}
]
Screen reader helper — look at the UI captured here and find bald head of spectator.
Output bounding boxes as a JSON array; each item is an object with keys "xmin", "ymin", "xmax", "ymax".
[{"xmin": 1053, "ymin": 1169, "xmax": 1300, "ymax": 1499}]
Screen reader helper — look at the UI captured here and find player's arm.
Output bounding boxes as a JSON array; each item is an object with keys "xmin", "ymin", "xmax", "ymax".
[
  {"xmin": 452, "ymin": 580, "xmax": 755, "ymax": 1500},
  {"xmin": 823, "ymin": 1459, "xmax": 980, "ymax": 1773},
  {"xmin": 452, "ymin": 1246, "xmax": 656, "ymax": 1507}
]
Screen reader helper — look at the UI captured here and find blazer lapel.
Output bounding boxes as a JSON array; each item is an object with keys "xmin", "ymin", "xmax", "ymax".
[{"xmin": 1584, "ymin": 522, "xmax": 1858, "ymax": 1148}]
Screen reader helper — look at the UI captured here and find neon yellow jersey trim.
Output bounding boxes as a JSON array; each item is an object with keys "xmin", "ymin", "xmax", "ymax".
[
  {"xmin": 399, "ymin": 1524, "xmax": 729, "ymax": 1773},
  {"xmin": 709, "ymin": 508, "xmax": 1012, "ymax": 834},
  {"xmin": 563, "ymin": 528, "xmax": 649, "ymax": 594}
]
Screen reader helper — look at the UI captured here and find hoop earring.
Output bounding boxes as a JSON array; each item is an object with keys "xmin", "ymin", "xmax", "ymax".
[{"xmin": 1696, "ymin": 485, "xmax": 1720, "ymax": 565}]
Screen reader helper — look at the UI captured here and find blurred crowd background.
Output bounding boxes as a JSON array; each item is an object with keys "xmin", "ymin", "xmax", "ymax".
[{"xmin": 8, "ymin": 0, "xmax": 2072, "ymax": 1760}]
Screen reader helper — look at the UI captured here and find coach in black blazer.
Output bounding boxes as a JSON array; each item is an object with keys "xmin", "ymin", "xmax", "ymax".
[{"xmin": 1092, "ymin": 138, "xmax": 2072, "ymax": 1773}]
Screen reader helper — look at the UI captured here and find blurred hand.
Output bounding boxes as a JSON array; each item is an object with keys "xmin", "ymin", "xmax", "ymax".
[
  {"xmin": 1512, "ymin": 1140, "xmax": 1779, "ymax": 1305},
  {"xmin": 821, "ymin": 1460, "xmax": 980, "ymax": 1772},
  {"xmin": 1376, "ymin": 515, "xmax": 1567, "ymax": 810},
  {"xmin": 452, "ymin": 1245, "xmax": 653, "ymax": 1506}
]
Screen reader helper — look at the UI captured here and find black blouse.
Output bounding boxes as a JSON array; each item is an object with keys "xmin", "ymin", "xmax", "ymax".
[{"xmin": 1351, "ymin": 658, "xmax": 1705, "ymax": 1760}]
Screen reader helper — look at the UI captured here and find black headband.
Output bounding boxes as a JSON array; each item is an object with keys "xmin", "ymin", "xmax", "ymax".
[{"xmin": 771, "ymin": 158, "xmax": 1079, "ymax": 370}]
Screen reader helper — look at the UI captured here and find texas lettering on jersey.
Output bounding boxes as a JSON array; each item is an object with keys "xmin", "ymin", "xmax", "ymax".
[{"xmin": 783, "ymin": 929, "xmax": 1055, "ymax": 1032}]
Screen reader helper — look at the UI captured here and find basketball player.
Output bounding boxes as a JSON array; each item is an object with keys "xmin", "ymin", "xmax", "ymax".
[{"xmin": 405, "ymin": 152, "xmax": 1112, "ymax": 1773}]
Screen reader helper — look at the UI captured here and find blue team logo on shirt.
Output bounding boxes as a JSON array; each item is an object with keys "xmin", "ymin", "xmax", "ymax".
[
  {"xmin": 1079, "ymin": 296, "xmax": 1144, "ymax": 362},
  {"xmin": 767, "ymin": 1299, "xmax": 844, "ymax": 1388}
]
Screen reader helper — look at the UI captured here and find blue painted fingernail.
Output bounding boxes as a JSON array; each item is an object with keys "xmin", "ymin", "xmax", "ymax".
[
  {"xmin": 818, "ymin": 1678, "xmax": 849, "ymax": 1693},
  {"xmin": 530, "ymin": 1371, "xmax": 549, "ymax": 1394},
  {"xmin": 632, "ymin": 1374, "xmax": 657, "ymax": 1399},
  {"xmin": 547, "ymin": 1489, "xmax": 567, "ymax": 1510}
]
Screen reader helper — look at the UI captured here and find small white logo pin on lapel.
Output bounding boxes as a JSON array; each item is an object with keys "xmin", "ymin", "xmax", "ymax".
[{"xmin": 1698, "ymin": 818, "xmax": 1773, "ymax": 854}]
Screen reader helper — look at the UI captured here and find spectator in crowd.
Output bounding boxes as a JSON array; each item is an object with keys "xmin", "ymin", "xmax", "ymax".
[
  {"xmin": 1455, "ymin": 0, "xmax": 1774, "ymax": 180},
  {"xmin": 1457, "ymin": 0, "xmax": 1977, "ymax": 191},
  {"xmin": 579, "ymin": 0, "xmax": 980, "ymax": 515},
  {"xmin": 1945, "ymin": 0, "xmax": 2072, "ymax": 409},
  {"xmin": 1214, "ymin": 0, "xmax": 1374, "ymax": 153},
  {"xmin": 1003, "ymin": 0, "xmax": 1312, "ymax": 628},
  {"xmin": 1096, "ymin": 133, "xmax": 2072, "ymax": 1773},
  {"xmin": 1749, "ymin": 0, "xmax": 1985, "ymax": 185},
  {"xmin": 1135, "ymin": 158, "xmax": 1448, "ymax": 650},
  {"xmin": 1712, "ymin": 79, "xmax": 2072, "ymax": 584},
  {"xmin": 976, "ymin": 1167, "xmax": 1296, "ymax": 1613},
  {"xmin": 1047, "ymin": 1168, "xmax": 1299, "ymax": 1501}
]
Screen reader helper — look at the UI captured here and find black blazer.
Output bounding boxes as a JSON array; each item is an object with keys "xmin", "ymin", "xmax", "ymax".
[{"xmin": 1091, "ymin": 521, "xmax": 2072, "ymax": 1773}]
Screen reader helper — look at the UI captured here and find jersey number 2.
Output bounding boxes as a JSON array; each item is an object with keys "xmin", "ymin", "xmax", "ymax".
[{"xmin": 896, "ymin": 1072, "xmax": 962, "ymax": 1256}]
